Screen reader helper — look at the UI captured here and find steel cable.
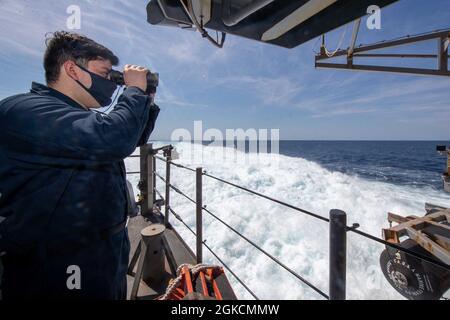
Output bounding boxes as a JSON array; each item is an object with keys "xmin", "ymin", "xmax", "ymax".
[{"xmin": 168, "ymin": 206, "xmax": 259, "ymax": 300}]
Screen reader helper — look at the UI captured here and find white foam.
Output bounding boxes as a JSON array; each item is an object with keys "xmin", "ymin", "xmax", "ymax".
[{"xmin": 126, "ymin": 142, "xmax": 450, "ymax": 300}]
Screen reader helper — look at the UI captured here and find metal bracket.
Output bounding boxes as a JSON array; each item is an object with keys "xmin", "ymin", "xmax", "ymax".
[{"xmin": 316, "ymin": 29, "xmax": 450, "ymax": 77}]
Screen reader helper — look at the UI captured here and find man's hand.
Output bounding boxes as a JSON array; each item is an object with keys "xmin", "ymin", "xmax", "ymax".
[{"xmin": 123, "ymin": 64, "xmax": 148, "ymax": 93}]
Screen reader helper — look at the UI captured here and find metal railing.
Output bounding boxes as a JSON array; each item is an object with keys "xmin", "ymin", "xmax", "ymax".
[{"xmin": 127, "ymin": 143, "xmax": 450, "ymax": 300}]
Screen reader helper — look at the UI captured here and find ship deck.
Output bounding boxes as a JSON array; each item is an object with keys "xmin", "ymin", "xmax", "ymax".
[{"xmin": 126, "ymin": 212, "xmax": 237, "ymax": 300}]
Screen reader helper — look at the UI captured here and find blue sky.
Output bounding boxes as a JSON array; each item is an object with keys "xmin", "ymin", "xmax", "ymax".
[{"xmin": 0, "ymin": 0, "xmax": 449, "ymax": 140}]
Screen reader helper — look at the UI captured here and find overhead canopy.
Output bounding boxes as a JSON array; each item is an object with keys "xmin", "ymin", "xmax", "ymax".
[{"xmin": 146, "ymin": 0, "xmax": 398, "ymax": 48}]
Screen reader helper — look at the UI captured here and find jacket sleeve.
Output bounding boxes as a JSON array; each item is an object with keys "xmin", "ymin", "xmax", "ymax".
[
  {"xmin": 137, "ymin": 103, "xmax": 160, "ymax": 147},
  {"xmin": 1, "ymin": 87, "xmax": 153, "ymax": 162}
]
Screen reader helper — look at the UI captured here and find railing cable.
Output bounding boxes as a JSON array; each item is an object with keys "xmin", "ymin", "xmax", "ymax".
[
  {"xmin": 134, "ymin": 148, "xmax": 450, "ymax": 300},
  {"xmin": 154, "ymin": 166, "xmax": 449, "ymax": 271},
  {"xmin": 155, "ymin": 156, "xmax": 196, "ymax": 172},
  {"xmin": 202, "ymin": 205, "xmax": 329, "ymax": 299},
  {"xmin": 168, "ymin": 206, "xmax": 259, "ymax": 300},
  {"xmin": 155, "ymin": 158, "xmax": 329, "ymax": 222},
  {"xmin": 348, "ymin": 227, "xmax": 450, "ymax": 270},
  {"xmin": 203, "ymin": 171, "xmax": 329, "ymax": 223},
  {"xmin": 159, "ymin": 179, "xmax": 329, "ymax": 299}
]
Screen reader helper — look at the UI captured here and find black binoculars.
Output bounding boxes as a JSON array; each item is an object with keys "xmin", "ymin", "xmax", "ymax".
[{"xmin": 110, "ymin": 70, "xmax": 159, "ymax": 94}]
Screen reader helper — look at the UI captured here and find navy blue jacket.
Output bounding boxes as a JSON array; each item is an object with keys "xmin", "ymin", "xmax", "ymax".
[{"xmin": 0, "ymin": 82, "xmax": 159, "ymax": 299}]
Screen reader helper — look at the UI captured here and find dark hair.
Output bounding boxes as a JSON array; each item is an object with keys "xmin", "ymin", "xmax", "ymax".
[{"xmin": 44, "ymin": 31, "xmax": 119, "ymax": 84}]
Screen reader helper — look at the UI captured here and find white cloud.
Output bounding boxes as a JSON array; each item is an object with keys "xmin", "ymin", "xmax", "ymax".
[
  {"xmin": 293, "ymin": 76, "xmax": 450, "ymax": 118},
  {"xmin": 212, "ymin": 74, "xmax": 304, "ymax": 106}
]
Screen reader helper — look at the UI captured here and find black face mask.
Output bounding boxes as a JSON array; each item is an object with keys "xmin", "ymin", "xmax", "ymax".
[{"xmin": 75, "ymin": 64, "xmax": 118, "ymax": 107}]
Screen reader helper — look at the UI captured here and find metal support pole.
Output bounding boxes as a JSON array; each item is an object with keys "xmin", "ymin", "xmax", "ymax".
[
  {"xmin": 164, "ymin": 149, "xmax": 172, "ymax": 227},
  {"xmin": 320, "ymin": 34, "xmax": 326, "ymax": 56},
  {"xmin": 438, "ymin": 36, "xmax": 449, "ymax": 72},
  {"xmin": 147, "ymin": 150, "xmax": 154, "ymax": 216},
  {"xmin": 329, "ymin": 209, "xmax": 347, "ymax": 300},
  {"xmin": 196, "ymin": 167, "xmax": 203, "ymax": 264},
  {"xmin": 139, "ymin": 143, "xmax": 152, "ymax": 216},
  {"xmin": 152, "ymin": 156, "xmax": 157, "ymax": 203},
  {"xmin": 347, "ymin": 18, "xmax": 361, "ymax": 66}
]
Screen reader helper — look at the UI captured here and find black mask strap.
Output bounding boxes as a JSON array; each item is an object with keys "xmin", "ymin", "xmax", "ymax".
[{"xmin": 74, "ymin": 64, "xmax": 93, "ymax": 93}]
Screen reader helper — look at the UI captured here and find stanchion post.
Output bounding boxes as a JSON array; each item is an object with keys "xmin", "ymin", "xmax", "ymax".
[
  {"xmin": 164, "ymin": 148, "xmax": 172, "ymax": 226},
  {"xmin": 329, "ymin": 209, "xmax": 347, "ymax": 300},
  {"xmin": 196, "ymin": 167, "xmax": 203, "ymax": 264},
  {"xmin": 147, "ymin": 147, "xmax": 154, "ymax": 215},
  {"xmin": 139, "ymin": 143, "xmax": 152, "ymax": 217}
]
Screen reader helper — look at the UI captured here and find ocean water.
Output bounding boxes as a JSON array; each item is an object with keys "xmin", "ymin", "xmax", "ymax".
[
  {"xmin": 278, "ymin": 141, "xmax": 449, "ymax": 190},
  {"xmin": 125, "ymin": 141, "xmax": 450, "ymax": 300}
]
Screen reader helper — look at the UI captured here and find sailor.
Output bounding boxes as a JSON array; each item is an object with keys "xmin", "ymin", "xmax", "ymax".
[{"xmin": 0, "ymin": 31, "xmax": 160, "ymax": 299}]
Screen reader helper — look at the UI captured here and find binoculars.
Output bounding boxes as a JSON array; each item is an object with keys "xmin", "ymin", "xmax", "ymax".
[{"xmin": 110, "ymin": 70, "xmax": 159, "ymax": 94}]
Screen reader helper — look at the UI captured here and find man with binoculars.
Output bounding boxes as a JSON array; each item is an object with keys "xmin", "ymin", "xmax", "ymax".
[{"xmin": 0, "ymin": 31, "xmax": 160, "ymax": 299}]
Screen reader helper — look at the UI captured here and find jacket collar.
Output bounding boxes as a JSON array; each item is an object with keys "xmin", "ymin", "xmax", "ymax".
[{"xmin": 30, "ymin": 82, "xmax": 86, "ymax": 111}]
